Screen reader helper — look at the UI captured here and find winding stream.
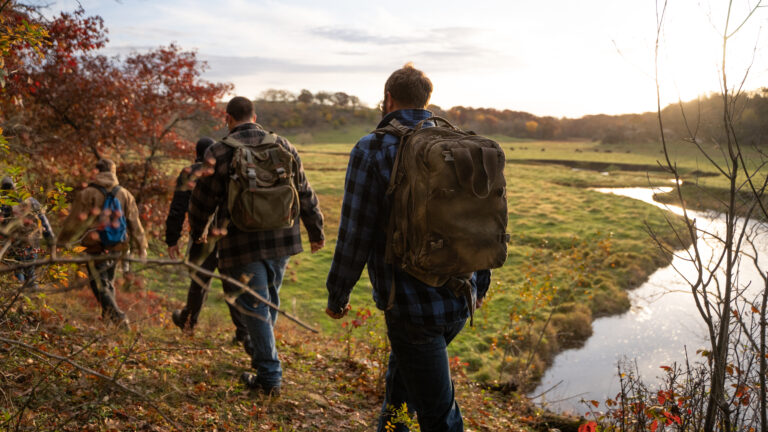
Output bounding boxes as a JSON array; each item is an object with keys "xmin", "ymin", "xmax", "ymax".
[{"xmin": 529, "ymin": 186, "xmax": 768, "ymax": 414}]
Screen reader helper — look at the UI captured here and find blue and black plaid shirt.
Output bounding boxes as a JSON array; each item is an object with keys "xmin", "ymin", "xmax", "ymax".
[{"xmin": 326, "ymin": 109, "xmax": 491, "ymax": 326}]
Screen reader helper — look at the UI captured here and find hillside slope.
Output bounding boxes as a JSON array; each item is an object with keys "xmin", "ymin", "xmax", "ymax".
[{"xmin": 0, "ymin": 281, "xmax": 547, "ymax": 431}]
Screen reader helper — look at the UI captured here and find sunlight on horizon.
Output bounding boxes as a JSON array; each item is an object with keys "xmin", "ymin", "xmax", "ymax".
[{"xmin": 48, "ymin": 0, "xmax": 768, "ymax": 118}]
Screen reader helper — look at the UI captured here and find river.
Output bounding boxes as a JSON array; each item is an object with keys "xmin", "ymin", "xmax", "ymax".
[{"xmin": 529, "ymin": 186, "xmax": 768, "ymax": 415}]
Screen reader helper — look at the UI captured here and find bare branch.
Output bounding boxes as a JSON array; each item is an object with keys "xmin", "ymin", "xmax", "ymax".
[{"xmin": 0, "ymin": 336, "xmax": 184, "ymax": 430}]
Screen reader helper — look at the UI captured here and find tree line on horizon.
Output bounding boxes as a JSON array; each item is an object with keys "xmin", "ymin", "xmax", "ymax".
[{"xmin": 252, "ymin": 87, "xmax": 768, "ymax": 146}]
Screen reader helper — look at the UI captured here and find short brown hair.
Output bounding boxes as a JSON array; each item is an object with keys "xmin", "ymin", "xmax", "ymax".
[
  {"xmin": 226, "ymin": 96, "xmax": 254, "ymax": 122},
  {"xmin": 384, "ymin": 63, "xmax": 433, "ymax": 109}
]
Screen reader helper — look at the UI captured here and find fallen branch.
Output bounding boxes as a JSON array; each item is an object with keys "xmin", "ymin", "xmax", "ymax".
[
  {"xmin": 0, "ymin": 254, "xmax": 320, "ymax": 333},
  {"xmin": 0, "ymin": 335, "xmax": 184, "ymax": 430}
]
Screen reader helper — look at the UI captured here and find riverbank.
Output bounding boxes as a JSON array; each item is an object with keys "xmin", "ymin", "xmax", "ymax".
[
  {"xmin": 135, "ymin": 139, "xmax": 702, "ymax": 394},
  {"xmin": 654, "ymin": 182, "xmax": 768, "ymax": 222},
  {"xmin": 3, "ymin": 137, "xmax": 709, "ymax": 430}
]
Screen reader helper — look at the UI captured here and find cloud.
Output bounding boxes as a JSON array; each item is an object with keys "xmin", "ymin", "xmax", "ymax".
[
  {"xmin": 114, "ymin": 25, "xmax": 192, "ymax": 40},
  {"xmin": 202, "ymin": 54, "xmax": 383, "ymax": 78},
  {"xmin": 305, "ymin": 24, "xmax": 512, "ymax": 67},
  {"xmin": 309, "ymin": 27, "xmax": 409, "ymax": 45},
  {"xmin": 309, "ymin": 25, "xmax": 486, "ymax": 47}
]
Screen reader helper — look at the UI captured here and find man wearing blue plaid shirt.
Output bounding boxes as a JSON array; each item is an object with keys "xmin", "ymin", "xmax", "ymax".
[{"xmin": 326, "ymin": 64, "xmax": 491, "ymax": 432}]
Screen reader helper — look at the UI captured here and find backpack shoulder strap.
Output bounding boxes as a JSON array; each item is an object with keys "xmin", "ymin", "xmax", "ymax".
[
  {"xmin": 89, "ymin": 184, "xmax": 121, "ymax": 202},
  {"xmin": 221, "ymin": 136, "xmax": 245, "ymax": 149},
  {"xmin": 89, "ymin": 183, "xmax": 108, "ymax": 197},
  {"xmin": 90, "ymin": 183, "xmax": 121, "ymax": 198},
  {"xmin": 372, "ymin": 118, "xmax": 412, "ymax": 137},
  {"xmin": 261, "ymin": 132, "xmax": 278, "ymax": 145},
  {"xmin": 222, "ymin": 133, "xmax": 279, "ymax": 149}
]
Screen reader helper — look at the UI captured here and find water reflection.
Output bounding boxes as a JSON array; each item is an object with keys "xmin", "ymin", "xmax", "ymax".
[{"xmin": 530, "ymin": 186, "xmax": 767, "ymax": 415}]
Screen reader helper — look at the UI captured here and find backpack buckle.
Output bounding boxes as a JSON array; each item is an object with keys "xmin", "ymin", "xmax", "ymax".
[{"xmin": 442, "ymin": 151, "xmax": 454, "ymax": 162}]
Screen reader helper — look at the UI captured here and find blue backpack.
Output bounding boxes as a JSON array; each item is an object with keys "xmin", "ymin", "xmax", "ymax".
[{"xmin": 92, "ymin": 184, "xmax": 127, "ymax": 247}]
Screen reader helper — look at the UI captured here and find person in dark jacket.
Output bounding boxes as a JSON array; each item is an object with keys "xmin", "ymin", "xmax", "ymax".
[
  {"xmin": 165, "ymin": 137, "xmax": 249, "ymax": 346},
  {"xmin": 1, "ymin": 176, "xmax": 54, "ymax": 290}
]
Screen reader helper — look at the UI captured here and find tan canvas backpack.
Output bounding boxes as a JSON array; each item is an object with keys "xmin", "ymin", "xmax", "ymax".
[
  {"xmin": 221, "ymin": 134, "xmax": 300, "ymax": 232},
  {"xmin": 378, "ymin": 116, "xmax": 509, "ymax": 322}
]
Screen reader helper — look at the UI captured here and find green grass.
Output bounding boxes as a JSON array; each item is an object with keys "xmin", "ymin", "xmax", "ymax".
[
  {"xmin": 150, "ymin": 137, "xmax": 734, "ymax": 387},
  {"xmin": 284, "ymin": 124, "xmax": 374, "ymax": 145},
  {"xmin": 255, "ymin": 139, "xmax": 695, "ymax": 384}
]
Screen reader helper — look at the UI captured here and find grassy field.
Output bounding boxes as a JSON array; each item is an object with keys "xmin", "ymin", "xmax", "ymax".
[
  {"xmin": 7, "ymin": 132, "xmax": 759, "ymax": 430},
  {"xmin": 144, "ymin": 135, "xmax": 720, "ymax": 389}
]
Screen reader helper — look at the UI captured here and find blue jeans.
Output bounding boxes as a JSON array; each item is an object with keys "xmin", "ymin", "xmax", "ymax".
[
  {"xmin": 378, "ymin": 314, "xmax": 466, "ymax": 432},
  {"xmin": 223, "ymin": 257, "xmax": 288, "ymax": 388}
]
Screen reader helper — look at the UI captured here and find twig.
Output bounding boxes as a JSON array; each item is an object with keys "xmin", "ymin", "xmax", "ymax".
[
  {"xmin": 0, "ymin": 335, "xmax": 184, "ymax": 430},
  {"xmin": 0, "ymin": 254, "xmax": 320, "ymax": 333}
]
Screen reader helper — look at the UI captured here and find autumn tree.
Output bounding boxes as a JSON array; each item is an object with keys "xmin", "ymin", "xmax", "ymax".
[
  {"xmin": 260, "ymin": 88, "xmax": 295, "ymax": 103},
  {"xmin": 1, "ymin": 5, "xmax": 230, "ymax": 238}
]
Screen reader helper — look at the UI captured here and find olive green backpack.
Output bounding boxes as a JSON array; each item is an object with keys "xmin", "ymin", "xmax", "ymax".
[
  {"xmin": 378, "ymin": 117, "xmax": 509, "ymax": 320},
  {"xmin": 221, "ymin": 134, "xmax": 300, "ymax": 232}
]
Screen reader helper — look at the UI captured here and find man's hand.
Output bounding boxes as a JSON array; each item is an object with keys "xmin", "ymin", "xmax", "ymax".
[
  {"xmin": 310, "ymin": 240, "xmax": 325, "ymax": 253},
  {"xmin": 325, "ymin": 304, "xmax": 351, "ymax": 319},
  {"xmin": 476, "ymin": 296, "xmax": 484, "ymax": 310},
  {"xmin": 167, "ymin": 244, "xmax": 180, "ymax": 260}
]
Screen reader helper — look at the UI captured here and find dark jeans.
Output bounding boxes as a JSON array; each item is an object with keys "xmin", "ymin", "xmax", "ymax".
[
  {"xmin": 14, "ymin": 249, "xmax": 38, "ymax": 288},
  {"xmin": 223, "ymin": 257, "xmax": 288, "ymax": 388},
  {"xmin": 177, "ymin": 249, "xmax": 247, "ymax": 339},
  {"xmin": 378, "ymin": 315, "xmax": 466, "ymax": 432},
  {"xmin": 86, "ymin": 258, "xmax": 125, "ymax": 322}
]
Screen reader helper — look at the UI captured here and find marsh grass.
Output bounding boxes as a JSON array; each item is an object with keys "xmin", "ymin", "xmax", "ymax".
[
  {"xmin": 184, "ymin": 140, "xmax": 698, "ymax": 385},
  {"xmin": 4, "ymin": 136, "xmax": 736, "ymax": 430},
  {"xmin": 144, "ymin": 138, "xmax": 709, "ymax": 389}
]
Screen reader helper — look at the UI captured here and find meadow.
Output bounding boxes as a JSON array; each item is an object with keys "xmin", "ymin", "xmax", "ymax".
[
  {"xmin": 4, "ymin": 134, "xmax": 756, "ymax": 430},
  {"xmin": 149, "ymin": 136, "xmax": 717, "ymax": 388}
]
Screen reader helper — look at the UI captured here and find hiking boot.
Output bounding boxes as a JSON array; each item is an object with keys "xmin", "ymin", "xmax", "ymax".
[
  {"xmin": 171, "ymin": 309, "xmax": 193, "ymax": 333},
  {"xmin": 116, "ymin": 316, "xmax": 131, "ymax": 329},
  {"xmin": 106, "ymin": 311, "xmax": 130, "ymax": 329},
  {"xmin": 240, "ymin": 372, "xmax": 280, "ymax": 397}
]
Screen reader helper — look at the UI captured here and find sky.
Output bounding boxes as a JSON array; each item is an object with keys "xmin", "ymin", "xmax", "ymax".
[{"xmin": 46, "ymin": 0, "xmax": 768, "ymax": 118}]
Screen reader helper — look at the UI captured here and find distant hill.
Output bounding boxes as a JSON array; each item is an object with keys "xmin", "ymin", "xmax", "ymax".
[{"xmin": 236, "ymin": 88, "xmax": 768, "ymax": 146}]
